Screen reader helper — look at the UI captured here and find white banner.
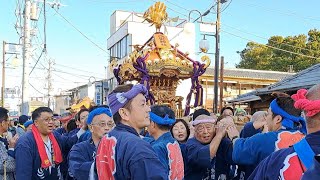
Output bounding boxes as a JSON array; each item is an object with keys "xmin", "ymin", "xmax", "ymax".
[
  {"xmin": 4, "ymin": 88, "xmax": 16, "ymax": 94},
  {"xmin": 200, "ymin": 23, "xmax": 216, "ymax": 33},
  {"xmin": 4, "ymin": 43, "xmax": 21, "ymax": 54}
]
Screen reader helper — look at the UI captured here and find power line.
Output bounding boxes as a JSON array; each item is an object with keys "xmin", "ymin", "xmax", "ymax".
[
  {"xmin": 36, "ymin": 5, "xmax": 44, "ymax": 42},
  {"xmin": 54, "ymin": 63, "xmax": 105, "ymax": 76},
  {"xmin": 162, "ymin": 0, "xmax": 217, "ymax": 22},
  {"xmin": 53, "ymin": 72, "xmax": 87, "ymax": 85},
  {"xmin": 29, "ymin": 49, "xmax": 45, "ymax": 75},
  {"xmin": 29, "ymin": 82, "xmax": 46, "ymax": 95},
  {"xmin": 152, "ymin": 0, "xmax": 319, "ymax": 63},
  {"xmin": 53, "ymin": 71, "xmax": 78, "ymax": 81},
  {"xmin": 53, "ymin": 68, "xmax": 104, "ymax": 80},
  {"xmin": 219, "ymin": 0, "xmax": 232, "ymax": 14},
  {"xmin": 149, "ymin": 0, "xmax": 189, "ymax": 18},
  {"xmin": 53, "ymin": 69, "xmax": 89, "ymax": 80},
  {"xmin": 166, "ymin": 5, "xmax": 189, "ymax": 18},
  {"xmin": 239, "ymin": 1, "xmax": 320, "ymax": 22},
  {"xmin": 221, "ymin": 29, "xmax": 319, "ymax": 59},
  {"xmin": 33, "ymin": 52, "xmax": 105, "ymax": 79},
  {"xmin": 160, "ymin": 2, "xmax": 319, "ymax": 60},
  {"xmin": 144, "ymin": 1, "xmax": 320, "ymax": 61},
  {"xmin": 43, "ymin": 0, "xmax": 47, "ymax": 52},
  {"xmin": 30, "ymin": 53, "xmax": 48, "ymax": 71},
  {"xmin": 6, "ymin": 74, "xmax": 44, "ymax": 80},
  {"xmin": 7, "ymin": 73, "xmax": 86, "ymax": 84},
  {"xmin": 51, "ymin": 8, "xmax": 109, "ymax": 55},
  {"xmin": 87, "ymin": 0, "xmax": 143, "ymax": 4},
  {"xmin": 163, "ymin": 0, "xmax": 190, "ymax": 12},
  {"xmin": 29, "ymin": 2, "xmax": 46, "ymax": 76}
]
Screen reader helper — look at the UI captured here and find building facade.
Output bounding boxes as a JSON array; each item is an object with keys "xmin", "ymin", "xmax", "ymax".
[
  {"xmin": 200, "ymin": 68, "xmax": 293, "ymax": 112},
  {"xmin": 54, "ymin": 81, "xmax": 108, "ymax": 115},
  {"xmin": 229, "ymin": 63, "xmax": 320, "ymax": 114}
]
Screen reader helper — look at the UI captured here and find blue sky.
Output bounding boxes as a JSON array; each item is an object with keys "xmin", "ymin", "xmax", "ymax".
[{"xmin": 1, "ymin": 0, "xmax": 320, "ymax": 95}]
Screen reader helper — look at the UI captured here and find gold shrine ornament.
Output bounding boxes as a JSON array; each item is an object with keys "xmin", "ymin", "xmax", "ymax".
[
  {"xmin": 154, "ymin": 34, "xmax": 171, "ymax": 49},
  {"xmin": 143, "ymin": 1, "xmax": 168, "ymax": 31}
]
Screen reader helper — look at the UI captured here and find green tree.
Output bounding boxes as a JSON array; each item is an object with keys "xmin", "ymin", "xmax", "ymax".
[{"xmin": 236, "ymin": 29, "xmax": 320, "ymax": 72}]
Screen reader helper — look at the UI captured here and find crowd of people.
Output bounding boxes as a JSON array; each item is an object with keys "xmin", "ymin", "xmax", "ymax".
[{"xmin": 0, "ymin": 83, "xmax": 319, "ymax": 180}]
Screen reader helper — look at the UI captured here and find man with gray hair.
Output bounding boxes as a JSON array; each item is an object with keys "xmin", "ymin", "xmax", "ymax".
[{"xmin": 184, "ymin": 114, "xmax": 232, "ymax": 180}]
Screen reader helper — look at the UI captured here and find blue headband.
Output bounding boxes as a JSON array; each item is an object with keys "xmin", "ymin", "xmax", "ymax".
[
  {"xmin": 87, "ymin": 107, "xmax": 112, "ymax": 125},
  {"xmin": 108, "ymin": 84, "xmax": 148, "ymax": 115},
  {"xmin": 23, "ymin": 120, "xmax": 33, "ymax": 128},
  {"xmin": 149, "ymin": 112, "xmax": 175, "ymax": 126},
  {"xmin": 270, "ymin": 99, "xmax": 307, "ymax": 134}
]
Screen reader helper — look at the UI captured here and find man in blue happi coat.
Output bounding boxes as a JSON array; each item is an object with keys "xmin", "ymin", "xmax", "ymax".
[
  {"xmin": 15, "ymin": 107, "xmax": 85, "ymax": 180},
  {"xmin": 228, "ymin": 92, "xmax": 307, "ymax": 178},
  {"xmin": 302, "ymin": 155, "xmax": 320, "ymax": 180},
  {"xmin": 69, "ymin": 106, "xmax": 114, "ymax": 180},
  {"xmin": 249, "ymin": 84, "xmax": 320, "ymax": 180},
  {"xmin": 184, "ymin": 113, "xmax": 229, "ymax": 180},
  {"xmin": 95, "ymin": 84, "xmax": 167, "ymax": 179},
  {"xmin": 147, "ymin": 105, "xmax": 184, "ymax": 180},
  {"xmin": 233, "ymin": 111, "xmax": 267, "ymax": 180}
]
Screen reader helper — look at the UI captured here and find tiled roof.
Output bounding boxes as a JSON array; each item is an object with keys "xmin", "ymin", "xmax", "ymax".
[
  {"xmin": 227, "ymin": 91, "xmax": 261, "ymax": 103},
  {"xmin": 256, "ymin": 63, "xmax": 320, "ymax": 95},
  {"xmin": 204, "ymin": 68, "xmax": 294, "ymax": 80}
]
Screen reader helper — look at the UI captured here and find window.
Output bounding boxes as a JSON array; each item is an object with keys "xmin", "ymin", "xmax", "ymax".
[
  {"xmin": 127, "ymin": 34, "xmax": 132, "ymax": 54},
  {"xmin": 110, "ymin": 45, "xmax": 117, "ymax": 60},
  {"xmin": 117, "ymin": 42, "xmax": 121, "ymax": 59},
  {"xmin": 109, "ymin": 35, "xmax": 132, "ymax": 61},
  {"xmin": 121, "ymin": 36, "xmax": 127, "ymax": 58}
]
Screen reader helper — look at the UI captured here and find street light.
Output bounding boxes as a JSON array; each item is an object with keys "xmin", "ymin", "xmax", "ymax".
[
  {"xmin": 199, "ymin": 35, "xmax": 211, "ymax": 53},
  {"xmin": 11, "ymin": 55, "xmax": 20, "ymax": 68},
  {"xmin": 188, "ymin": 10, "xmax": 203, "ymax": 22},
  {"xmin": 88, "ymin": 76, "xmax": 96, "ymax": 87},
  {"xmin": 2, "ymin": 41, "xmax": 21, "ymax": 107},
  {"xmin": 197, "ymin": 0, "xmax": 227, "ymax": 113}
]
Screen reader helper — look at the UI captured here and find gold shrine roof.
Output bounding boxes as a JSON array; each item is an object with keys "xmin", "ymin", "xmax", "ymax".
[{"xmin": 112, "ymin": 32, "xmax": 210, "ymax": 82}]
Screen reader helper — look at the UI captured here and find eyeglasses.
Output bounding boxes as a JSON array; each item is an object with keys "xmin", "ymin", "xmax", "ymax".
[
  {"xmin": 91, "ymin": 121, "xmax": 115, "ymax": 128},
  {"xmin": 196, "ymin": 124, "xmax": 214, "ymax": 133},
  {"xmin": 40, "ymin": 117, "xmax": 55, "ymax": 123}
]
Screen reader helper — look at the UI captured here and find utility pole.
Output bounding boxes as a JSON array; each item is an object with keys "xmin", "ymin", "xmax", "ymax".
[
  {"xmin": 214, "ymin": 0, "xmax": 221, "ymax": 114},
  {"xmin": 1, "ymin": 41, "xmax": 5, "ymax": 107},
  {"xmin": 22, "ymin": 0, "xmax": 31, "ymax": 115},
  {"xmin": 219, "ymin": 56, "xmax": 224, "ymax": 113},
  {"xmin": 47, "ymin": 58, "xmax": 53, "ymax": 108}
]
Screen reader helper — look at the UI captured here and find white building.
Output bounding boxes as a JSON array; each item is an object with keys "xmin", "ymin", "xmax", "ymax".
[{"xmin": 54, "ymin": 81, "xmax": 109, "ymax": 114}]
